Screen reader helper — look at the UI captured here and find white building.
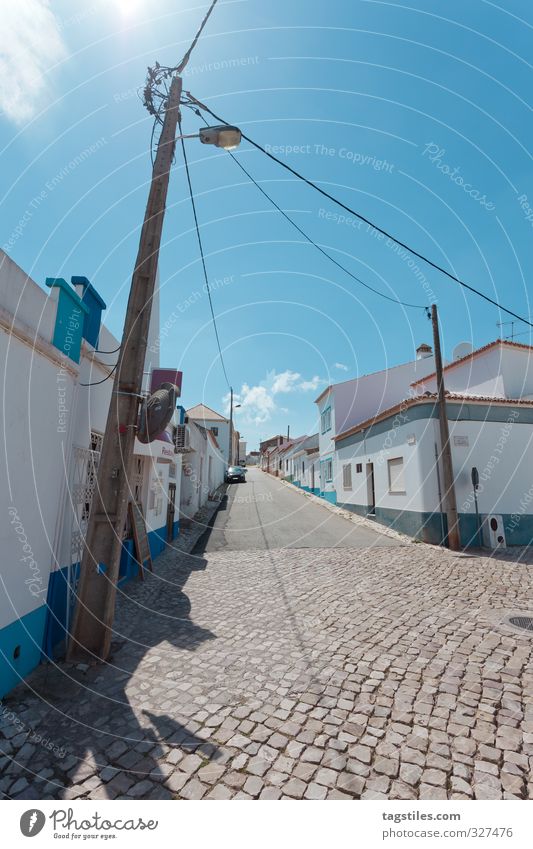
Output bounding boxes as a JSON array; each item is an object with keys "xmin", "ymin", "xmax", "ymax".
[
  {"xmin": 187, "ymin": 404, "xmax": 231, "ymax": 465},
  {"xmin": 289, "ymin": 434, "xmax": 320, "ymax": 493},
  {"xmin": 0, "ymin": 252, "xmax": 182, "ymax": 697},
  {"xmin": 280, "ymin": 436, "xmax": 308, "ymax": 482},
  {"xmin": 259, "ymin": 435, "xmax": 286, "ymax": 473},
  {"xmin": 179, "ymin": 419, "xmax": 225, "ymax": 523},
  {"xmin": 334, "ymin": 339, "xmax": 533, "ymax": 548},
  {"xmin": 238, "ymin": 439, "xmax": 247, "ymax": 465},
  {"xmin": 314, "ymin": 344, "xmax": 437, "ymax": 503}
]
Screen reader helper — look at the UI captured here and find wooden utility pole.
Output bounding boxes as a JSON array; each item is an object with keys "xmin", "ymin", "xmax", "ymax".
[
  {"xmin": 228, "ymin": 386, "xmax": 234, "ymax": 466},
  {"xmin": 431, "ymin": 303, "xmax": 461, "ymax": 551},
  {"xmin": 68, "ymin": 76, "xmax": 183, "ymax": 661}
]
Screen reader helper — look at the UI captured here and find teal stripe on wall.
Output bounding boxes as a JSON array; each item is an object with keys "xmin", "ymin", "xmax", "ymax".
[
  {"xmin": 0, "ymin": 605, "xmax": 47, "ymax": 699},
  {"xmin": 336, "ymin": 402, "xmax": 533, "ymax": 449}
]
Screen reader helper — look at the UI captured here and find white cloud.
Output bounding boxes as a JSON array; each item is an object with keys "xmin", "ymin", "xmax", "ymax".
[
  {"xmin": 0, "ymin": 1, "xmax": 67, "ymax": 124},
  {"xmin": 334, "ymin": 362, "xmax": 349, "ymax": 372},
  {"xmin": 225, "ymin": 369, "xmax": 326, "ymax": 426},
  {"xmin": 298, "ymin": 376, "xmax": 323, "ymax": 392},
  {"xmin": 270, "ymin": 369, "xmax": 301, "ymax": 394}
]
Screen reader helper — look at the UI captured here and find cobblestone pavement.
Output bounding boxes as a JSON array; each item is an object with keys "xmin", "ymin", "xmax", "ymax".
[{"xmin": 2, "ymin": 519, "xmax": 533, "ymax": 800}]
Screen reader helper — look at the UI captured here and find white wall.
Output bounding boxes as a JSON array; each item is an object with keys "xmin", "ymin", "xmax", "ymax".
[
  {"xmin": 317, "ymin": 356, "xmax": 437, "ymax": 495},
  {"xmin": 180, "ymin": 423, "xmax": 224, "ymax": 521},
  {"xmin": 317, "ymin": 390, "xmax": 336, "ymax": 493},
  {"xmin": 188, "ymin": 416, "xmax": 230, "ymax": 465},
  {"xmin": 335, "ymin": 404, "xmax": 533, "ymax": 521},
  {"xmin": 413, "ymin": 344, "xmax": 533, "ymax": 401},
  {"xmin": 335, "ymin": 414, "xmax": 437, "ymax": 515},
  {"xmin": 0, "ymin": 329, "xmax": 71, "ymax": 627},
  {"xmin": 334, "ymin": 356, "xmax": 437, "ymax": 435}
]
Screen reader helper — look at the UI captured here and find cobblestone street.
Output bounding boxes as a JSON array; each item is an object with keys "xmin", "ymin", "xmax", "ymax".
[{"xmin": 2, "ymin": 473, "xmax": 533, "ymax": 801}]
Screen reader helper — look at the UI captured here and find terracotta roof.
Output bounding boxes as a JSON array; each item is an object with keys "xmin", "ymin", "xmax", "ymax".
[
  {"xmin": 411, "ymin": 339, "xmax": 533, "ymax": 387},
  {"xmin": 187, "ymin": 402, "xmax": 228, "ymax": 422},
  {"xmin": 334, "ymin": 391, "xmax": 533, "ymax": 443}
]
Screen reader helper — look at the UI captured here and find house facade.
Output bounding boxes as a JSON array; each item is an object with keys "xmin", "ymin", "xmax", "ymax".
[
  {"xmin": 280, "ymin": 436, "xmax": 308, "ymax": 483},
  {"xmin": 179, "ymin": 418, "xmax": 226, "ymax": 523},
  {"xmin": 290, "ymin": 434, "xmax": 320, "ymax": 493},
  {"xmin": 335, "ymin": 340, "xmax": 533, "ymax": 547},
  {"xmin": 0, "ymin": 252, "xmax": 182, "ymax": 697},
  {"xmin": 315, "ymin": 344, "xmax": 437, "ymax": 504},
  {"xmin": 187, "ymin": 404, "xmax": 231, "ymax": 465},
  {"xmin": 259, "ymin": 435, "xmax": 286, "ymax": 472}
]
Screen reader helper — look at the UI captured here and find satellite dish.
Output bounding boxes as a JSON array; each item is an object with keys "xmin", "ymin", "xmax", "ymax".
[
  {"xmin": 137, "ymin": 382, "xmax": 177, "ymax": 444},
  {"xmin": 452, "ymin": 342, "xmax": 473, "ymax": 361}
]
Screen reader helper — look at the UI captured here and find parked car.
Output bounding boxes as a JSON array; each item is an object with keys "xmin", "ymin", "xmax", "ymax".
[{"xmin": 225, "ymin": 465, "xmax": 246, "ymax": 483}]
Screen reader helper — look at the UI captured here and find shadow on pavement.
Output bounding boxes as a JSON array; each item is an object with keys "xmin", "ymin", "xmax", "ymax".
[{"xmin": 2, "ymin": 549, "xmax": 221, "ymax": 800}]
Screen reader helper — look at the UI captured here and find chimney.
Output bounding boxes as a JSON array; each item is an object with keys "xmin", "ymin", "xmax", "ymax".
[{"xmin": 416, "ymin": 343, "xmax": 433, "ymax": 360}]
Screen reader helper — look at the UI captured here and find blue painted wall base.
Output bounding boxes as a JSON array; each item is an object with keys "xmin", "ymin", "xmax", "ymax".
[
  {"xmin": 1, "ymin": 521, "xmax": 177, "ymax": 697},
  {"xmin": 0, "ymin": 606, "xmax": 47, "ymax": 699},
  {"xmin": 338, "ymin": 502, "xmax": 533, "ymax": 548}
]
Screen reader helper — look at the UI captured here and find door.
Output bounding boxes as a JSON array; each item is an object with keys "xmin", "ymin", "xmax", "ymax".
[
  {"xmin": 166, "ymin": 483, "xmax": 176, "ymax": 542},
  {"xmin": 366, "ymin": 463, "xmax": 376, "ymax": 516}
]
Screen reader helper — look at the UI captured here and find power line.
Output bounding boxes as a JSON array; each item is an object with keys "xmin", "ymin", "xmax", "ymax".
[
  {"xmin": 144, "ymin": 0, "xmax": 220, "ymax": 160},
  {"xmin": 175, "ymin": 0, "xmax": 220, "ymax": 75},
  {"xmin": 179, "ymin": 120, "xmax": 231, "ymax": 390},
  {"xmin": 95, "ymin": 344, "xmax": 121, "ymax": 355},
  {"xmin": 187, "ymin": 106, "xmax": 425, "ymax": 311},
  {"xmin": 188, "ymin": 94, "xmax": 533, "ymax": 329},
  {"xmin": 79, "ymin": 362, "xmax": 118, "ymax": 387}
]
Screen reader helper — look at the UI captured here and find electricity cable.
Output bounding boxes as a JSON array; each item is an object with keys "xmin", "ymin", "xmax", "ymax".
[{"xmin": 187, "ymin": 94, "xmax": 533, "ymax": 328}]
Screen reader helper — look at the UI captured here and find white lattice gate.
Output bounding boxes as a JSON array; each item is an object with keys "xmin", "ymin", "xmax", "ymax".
[{"xmin": 67, "ymin": 431, "xmax": 103, "ymax": 633}]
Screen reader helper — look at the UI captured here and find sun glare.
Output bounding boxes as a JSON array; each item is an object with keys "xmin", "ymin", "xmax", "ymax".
[{"xmin": 114, "ymin": 0, "xmax": 143, "ymax": 17}]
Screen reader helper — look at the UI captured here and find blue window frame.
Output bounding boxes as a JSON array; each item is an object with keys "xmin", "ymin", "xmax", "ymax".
[
  {"xmin": 321, "ymin": 457, "xmax": 333, "ymax": 483},
  {"xmin": 321, "ymin": 406, "xmax": 332, "ymax": 433}
]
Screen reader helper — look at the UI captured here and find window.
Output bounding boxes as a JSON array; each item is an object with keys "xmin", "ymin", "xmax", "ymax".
[
  {"xmin": 325, "ymin": 458, "xmax": 333, "ymax": 482},
  {"xmin": 356, "ymin": 463, "xmax": 362, "ymax": 474},
  {"xmin": 321, "ymin": 406, "xmax": 332, "ymax": 433},
  {"xmin": 211, "ymin": 426, "xmax": 218, "ymax": 436},
  {"xmin": 342, "ymin": 463, "xmax": 352, "ymax": 490},
  {"xmin": 388, "ymin": 457, "xmax": 405, "ymax": 493}
]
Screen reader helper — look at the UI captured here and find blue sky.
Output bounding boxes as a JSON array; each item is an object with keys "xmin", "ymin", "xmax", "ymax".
[{"xmin": 1, "ymin": 0, "xmax": 532, "ymax": 449}]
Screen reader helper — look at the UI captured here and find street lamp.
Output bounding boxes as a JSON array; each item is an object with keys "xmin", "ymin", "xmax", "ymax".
[
  {"xmin": 177, "ymin": 125, "xmax": 242, "ymax": 150},
  {"xmin": 200, "ymin": 125, "xmax": 242, "ymax": 150}
]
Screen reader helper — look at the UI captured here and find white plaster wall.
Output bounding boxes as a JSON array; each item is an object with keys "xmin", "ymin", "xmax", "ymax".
[
  {"xmin": 335, "ymin": 407, "xmax": 533, "ymax": 519},
  {"xmin": 501, "ymin": 347, "xmax": 533, "ymax": 399},
  {"xmin": 334, "ymin": 356, "xmax": 437, "ymax": 435},
  {"xmin": 335, "ymin": 415, "xmax": 439, "ymax": 515},
  {"xmin": 449, "ymin": 417, "xmax": 533, "ymax": 515},
  {"xmin": 412, "ymin": 345, "xmax": 533, "ymax": 400},
  {"xmin": 0, "ymin": 330, "xmax": 72, "ymax": 628},
  {"xmin": 180, "ymin": 424, "xmax": 207, "ymax": 520},
  {"xmin": 206, "ymin": 436, "xmax": 225, "ymax": 493},
  {"xmin": 188, "ymin": 417, "xmax": 230, "ymax": 465},
  {"xmin": 317, "ymin": 390, "xmax": 336, "ymax": 493},
  {"xmin": 0, "ymin": 251, "xmax": 56, "ymax": 343}
]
